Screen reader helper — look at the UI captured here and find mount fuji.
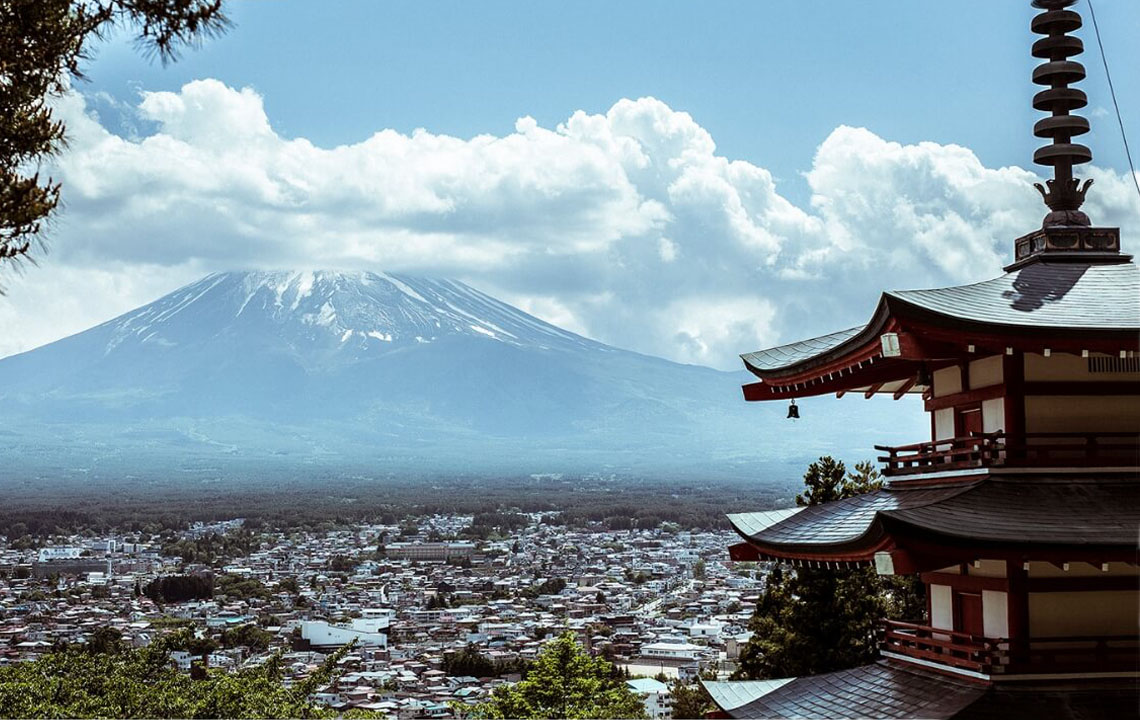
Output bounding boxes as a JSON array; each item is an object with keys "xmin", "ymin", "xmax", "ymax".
[{"xmin": 0, "ymin": 271, "xmax": 924, "ymax": 481}]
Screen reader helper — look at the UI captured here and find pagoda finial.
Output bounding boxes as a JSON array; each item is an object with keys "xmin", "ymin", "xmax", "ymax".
[
  {"xmin": 1007, "ymin": 1, "xmax": 1125, "ymax": 270},
  {"xmin": 1030, "ymin": 0, "xmax": 1094, "ymax": 227}
]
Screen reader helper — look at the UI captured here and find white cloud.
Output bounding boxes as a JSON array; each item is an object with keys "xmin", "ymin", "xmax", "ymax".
[{"xmin": 0, "ymin": 80, "xmax": 1136, "ymax": 368}]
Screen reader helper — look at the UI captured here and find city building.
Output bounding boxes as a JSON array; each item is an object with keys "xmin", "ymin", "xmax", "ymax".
[
  {"xmin": 626, "ymin": 677, "xmax": 673, "ymax": 719},
  {"xmin": 299, "ymin": 616, "xmax": 389, "ymax": 650},
  {"xmin": 383, "ymin": 542, "xmax": 475, "ymax": 562},
  {"xmin": 706, "ymin": 1, "xmax": 1139, "ymax": 717}
]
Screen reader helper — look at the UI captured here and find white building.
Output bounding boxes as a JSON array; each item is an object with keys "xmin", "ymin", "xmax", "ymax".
[
  {"xmin": 688, "ymin": 621, "xmax": 724, "ymax": 640},
  {"xmin": 626, "ymin": 678, "xmax": 672, "ymax": 719},
  {"xmin": 37, "ymin": 548, "xmax": 83, "ymax": 562},
  {"xmin": 383, "ymin": 542, "xmax": 475, "ymax": 561},
  {"xmin": 300, "ymin": 619, "xmax": 388, "ymax": 649},
  {"xmin": 353, "ymin": 608, "xmax": 395, "ymax": 633},
  {"xmin": 640, "ymin": 642, "xmax": 704, "ymax": 661}
]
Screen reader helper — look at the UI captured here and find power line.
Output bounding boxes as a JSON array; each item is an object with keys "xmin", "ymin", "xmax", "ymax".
[{"xmin": 1086, "ymin": 0, "xmax": 1140, "ymax": 204}]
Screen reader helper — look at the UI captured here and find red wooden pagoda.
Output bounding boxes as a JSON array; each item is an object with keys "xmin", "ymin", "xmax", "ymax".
[{"xmin": 705, "ymin": 2, "xmax": 1139, "ymax": 716}]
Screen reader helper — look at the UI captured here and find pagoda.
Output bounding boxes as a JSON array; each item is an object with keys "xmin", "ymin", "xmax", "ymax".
[{"xmin": 704, "ymin": 1, "xmax": 1139, "ymax": 717}]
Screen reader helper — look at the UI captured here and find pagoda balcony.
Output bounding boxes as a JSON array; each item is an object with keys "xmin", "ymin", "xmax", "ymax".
[
  {"xmin": 881, "ymin": 620, "xmax": 1140, "ymax": 676},
  {"xmin": 875, "ymin": 431, "xmax": 1140, "ymax": 477},
  {"xmin": 880, "ymin": 620, "xmax": 1007, "ymax": 674}
]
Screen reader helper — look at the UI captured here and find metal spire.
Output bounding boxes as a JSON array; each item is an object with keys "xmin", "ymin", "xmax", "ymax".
[
  {"xmin": 1007, "ymin": 0, "xmax": 1126, "ymax": 269},
  {"xmin": 1030, "ymin": 0, "xmax": 1094, "ymax": 227}
]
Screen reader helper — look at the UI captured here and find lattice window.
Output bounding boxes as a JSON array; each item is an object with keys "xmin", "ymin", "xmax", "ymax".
[{"xmin": 1087, "ymin": 355, "xmax": 1140, "ymax": 373}]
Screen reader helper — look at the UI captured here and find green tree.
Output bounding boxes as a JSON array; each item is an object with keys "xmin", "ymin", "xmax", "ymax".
[
  {"xmin": 219, "ymin": 623, "xmax": 273, "ymax": 652},
  {"xmin": 144, "ymin": 574, "xmax": 213, "ymax": 603},
  {"xmin": 85, "ymin": 626, "xmax": 125, "ymax": 655},
  {"xmin": 442, "ymin": 644, "xmax": 495, "ymax": 678},
  {"xmin": 0, "ymin": 0, "xmax": 229, "ymax": 268},
  {"xmin": 0, "ymin": 635, "xmax": 356, "ymax": 718},
  {"xmin": 735, "ymin": 457, "xmax": 923, "ymax": 680},
  {"xmin": 327, "ymin": 554, "xmax": 356, "ymax": 573},
  {"xmin": 214, "ymin": 573, "xmax": 270, "ymax": 601},
  {"xmin": 669, "ymin": 678, "xmax": 713, "ymax": 720},
  {"xmin": 469, "ymin": 633, "xmax": 647, "ymax": 719}
]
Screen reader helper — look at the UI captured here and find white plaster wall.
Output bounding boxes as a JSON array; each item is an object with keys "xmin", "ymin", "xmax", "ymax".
[
  {"xmin": 301, "ymin": 621, "xmax": 386, "ymax": 647},
  {"xmin": 931, "ymin": 584, "xmax": 953, "ymax": 630},
  {"xmin": 969, "ymin": 356, "xmax": 1003, "ymax": 388},
  {"xmin": 351, "ymin": 616, "xmax": 391, "ymax": 633},
  {"xmin": 982, "ymin": 590, "xmax": 1009, "ymax": 638},
  {"xmin": 1024, "ymin": 396, "xmax": 1140, "ymax": 433},
  {"xmin": 981, "ymin": 398, "xmax": 1005, "ymax": 433},
  {"xmin": 933, "ymin": 367, "xmax": 962, "ymax": 398},
  {"xmin": 1027, "ymin": 561, "xmax": 1140, "ymax": 578},
  {"xmin": 1025, "ymin": 352, "xmax": 1138, "ymax": 381},
  {"xmin": 1029, "ymin": 591, "xmax": 1139, "ymax": 637},
  {"xmin": 934, "ymin": 408, "xmax": 955, "ymax": 440},
  {"xmin": 967, "ymin": 560, "xmax": 1007, "ymax": 578}
]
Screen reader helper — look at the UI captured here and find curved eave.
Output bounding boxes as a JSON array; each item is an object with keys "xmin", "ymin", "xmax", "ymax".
[
  {"xmin": 725, "ymin": 490, "xmax": 911, "ymax": 563},
  {"xmin": 876, "ymin": 514, "xmax": 1140, "ymax": 562},
  {"xmin": 740, "ymin": 297, "xmax": 892, "ymax": 381},
  {"xmin": 728, "ymin": 477, "xmax": 1140, "ymax": 565},
  {"xmin": 727, "ymin": 518, "xmax": 890, "ymax": 564},
  {"xmin": 882, "ymin": 292, "xmax": 1140, "ymax": 343},
  {"xmin": 740, "ymin": 262, "xmax": 1140, "ymax": 386}
]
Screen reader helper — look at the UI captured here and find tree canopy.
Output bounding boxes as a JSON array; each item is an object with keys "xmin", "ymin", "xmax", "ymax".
[
  {"xmin": 0, "ymin": 633, "xmax": 353, "ymax": 718},
  {"xmin": 0, "ymin": 0, "xmax": 228, "ymax": 268},
  {"xmin": 734, "ymin": 457, "xmax": 925, "ymax": 680},
  {"xmin": 469, "ymin": 633, "xmax": 646, "ymax": 719},
  {"xmin": 669, "ymin": 677, "xmax": 714, "ymax": 720}
]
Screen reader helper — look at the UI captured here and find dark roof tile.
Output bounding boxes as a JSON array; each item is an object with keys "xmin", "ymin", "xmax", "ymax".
[
  {"xmin": 889, "ymin": 262, "xmax": 1140, "ymax": 330},
  {"xmin": 741, "ymin": 262, "xmax": 1139, "ymax": 375},
  {"xmin": 730, "ymin": 476, "xmax": 1139, "ymax": 555}
]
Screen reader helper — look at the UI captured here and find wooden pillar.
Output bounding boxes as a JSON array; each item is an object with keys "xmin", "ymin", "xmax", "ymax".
[
  {"xmin": 1003, "ymin": 353, "xmax": 1025, "ymax": 459},
  {"xmin": 1006, "ymin": 560, "xmax": 1030, "ymax": 668},
  {"xmin": 1002, "ymin": 352, "xmax": 1025, "ymax": 435}
]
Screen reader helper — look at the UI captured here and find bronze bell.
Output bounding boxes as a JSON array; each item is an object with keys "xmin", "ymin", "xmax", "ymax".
[
  {"xmin": 787, "ymin": 399, "xmax": 800, "ymax": 419},
  {"xmin": 916, "ymin": 366, "xmax": 932, "ymax": 388}
]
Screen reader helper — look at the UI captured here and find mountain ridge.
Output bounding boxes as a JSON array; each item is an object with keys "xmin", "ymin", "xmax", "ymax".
[{"xmin": 0, "ymin": 270, "xmax": 926, "ymax": 480}]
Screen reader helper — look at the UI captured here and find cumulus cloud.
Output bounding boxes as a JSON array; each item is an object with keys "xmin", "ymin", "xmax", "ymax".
[{"xmin": 0, "ymin": 79, "xmax": 1136, "ymax": 367}]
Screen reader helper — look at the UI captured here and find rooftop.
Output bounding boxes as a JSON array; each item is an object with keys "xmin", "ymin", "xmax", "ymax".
[
  {"xmin": 728, "ymin": 474, "xmax": 1140, "ymax": 566},
  {"xmin": 742, "ymin": 261, "xmax": 1139, "ymax": 382},
  {"xmin": 704, "ymin": 661, "xmax": 1140, "ymax": 719}
]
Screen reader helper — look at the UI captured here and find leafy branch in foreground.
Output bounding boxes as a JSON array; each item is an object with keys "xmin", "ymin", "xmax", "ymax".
[
  {"xmin": 0, "ymin": 633, "xmax": 364, "ymax": 718},
  {"xmin": 468, "ymin": 632, "xmax": 646, "ymax": 719},
  {"xmin": 0, "ymin": 0, "xmax": 229, "ymax": 271}
]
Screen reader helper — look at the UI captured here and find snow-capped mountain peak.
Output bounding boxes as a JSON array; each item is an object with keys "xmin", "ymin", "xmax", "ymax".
[
  {"xmin": 99, "ymin": 270, "xmax": 599, "ymax": 358},
  {"xmin": 0, "ymin": 269, "xmax": 924, "ymax": 479}
]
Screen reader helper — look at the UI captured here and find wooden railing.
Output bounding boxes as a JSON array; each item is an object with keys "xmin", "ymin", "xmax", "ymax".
[
  {"xmin": 876, "ymin": 431, "xmax": 1140, "ymax": 476},
  {"xmin": 882, "ymin": 621, "xmax": 1140, "ymax": 675},
  {"xmin": 880, "ymin": 620, "xmax": 1006, "ymax": 673},
  {"xmin": 1025, "ymin": 635, "xmax": 1140, "ymax": 674}
]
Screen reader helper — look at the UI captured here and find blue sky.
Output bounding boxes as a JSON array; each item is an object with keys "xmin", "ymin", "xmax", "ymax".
[
  {"xmin": 2, "ymin": 0, "xmax": 1138, "ymax": 368},
  {"xmin": 83, "ymin": 1, "xmax": 1139, "ymax": 204}
]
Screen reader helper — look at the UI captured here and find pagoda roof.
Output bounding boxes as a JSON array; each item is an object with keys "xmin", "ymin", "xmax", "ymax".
[
  {"xmin": 702, "ymin": 679, "xmax": 794, "ymax": 713},
  {"xmin": 741, "ymin": 261, "xmax": 1140, "ymax": 386},
  {"xmin": 889, "ymin": 261, "xmax": 1139, "ymax": 332},
  {"xmin": 703, "ymin": 661, "xmax": 1139, "ymax": 719},
  {"xmin": 728, "ymin": 475, "xmax": 1140, "ymax": 564},
  {"xmin": 741, "ymin": 326, "xmax": 863, "ymax": 374}
]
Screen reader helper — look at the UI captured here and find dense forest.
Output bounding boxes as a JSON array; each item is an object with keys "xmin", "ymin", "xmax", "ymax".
[{"xmin": 0, "ymin": 472, "xmax": 799, "ymax": 537}]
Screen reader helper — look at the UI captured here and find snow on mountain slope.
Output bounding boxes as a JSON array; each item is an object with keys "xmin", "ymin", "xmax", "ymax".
[
  {"xmin": 100, "ymin": 270, "xmax": 602, "ymax": 358},
  {"xmin": 0, "ymin": 271, "xmax": 927, "ymax": 478}
]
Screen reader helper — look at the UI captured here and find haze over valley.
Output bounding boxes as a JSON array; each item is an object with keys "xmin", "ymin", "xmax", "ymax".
[{"xmin": 0, "ymin": 270, "xmax": 925, "ymax": 485}]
